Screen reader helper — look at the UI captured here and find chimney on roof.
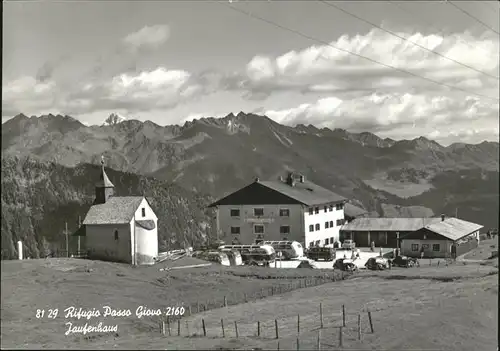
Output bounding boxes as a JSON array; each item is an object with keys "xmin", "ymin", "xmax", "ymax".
[
  {"xmin": 255, "ymin": 177, "xmax": 260, "ymax": 182},
  {"xmin": 441, "ymin": 214, "xmax": 445, "ymax": 221},
  {"xmin": 278, "ymin": 176, "xmax": 283, "ymax": 182},
  {"xmin": 299, "ymin": 175, "xmax": 305, "ymax": 183},
  {"xmin": 286, "ymin": 172, "xmax": 295, "ymax": 187}
]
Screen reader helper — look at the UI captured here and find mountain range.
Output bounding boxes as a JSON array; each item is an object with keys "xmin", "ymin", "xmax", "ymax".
[{"xmin": 1, "ymin": 112, "xmax": 498, "ymax": 259}]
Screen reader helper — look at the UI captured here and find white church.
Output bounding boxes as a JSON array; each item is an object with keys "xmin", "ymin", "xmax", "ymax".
[{"xmin": 75, "ymin": 158, "xmax": 159, "ymax": 265}]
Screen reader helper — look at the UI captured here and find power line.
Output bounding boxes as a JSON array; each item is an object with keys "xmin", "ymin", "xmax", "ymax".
[
  {"xmin": 319, "ymin": 0, "xmax": 499, "ymax": 80},
  {"xmin": 216, "ymin": 1, "xmax": 500, "ymax": 102},
  {"xmin": 388, "ymin": 0, "xmax": 498, "ymax": 58},
  {"xmin": 447, "ymin": 1, "xmax": 500, "ymax": 36}
]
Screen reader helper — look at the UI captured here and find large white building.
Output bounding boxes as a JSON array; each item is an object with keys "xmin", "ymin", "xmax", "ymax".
[
  {"xmin": 209, "ymin": 173, "xmax": 348, "ymax": 248},
  {"xmin": 76, "ymin": 160, "xmax": 159, "ymax": 265}
]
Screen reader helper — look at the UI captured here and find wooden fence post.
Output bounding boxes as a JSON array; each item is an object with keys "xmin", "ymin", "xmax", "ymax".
[
  {"xmin": 297, "ymin": 314, "xmax": 300, "ymax": 334},
  {"xmin": 221, "ymin": 319, "xmax": 225, "ymax": 338},
  {"xmin": 177, "ymin": 319, "xmax": 181, "ymax": 336},
  {"xmin": 339, "ymin": 326, "xmax": 343, "ymax": 347},
  {"xmin": 161, "ymin": 320, "xmax": 165, "ymax": 335},
  {"xmin": 185, "ymin": 320, "xmax": 190, "ymax": 336},
  {"xmin": 234, "ymin": 321, "xmax": 239, "ymax": 338},
  {"xmin": 202, "ymin": 319, "xmax": 207, "ymax": 337},
  {"xmin": 320, "ymin": 303, "xmax": 323, "ymax": 329},
  {"xmin": 357, "ymin": 314, "xmax": 361, "ymax": 340},
  {"xmin": 275, "ymin": 319, "xmax": 279, "ymax": 339},
  {"xmin": 224, "ymin": 296, "xmax": 227, "ymax": 307},
  {"xmin": 257, "ymin": 321, "xmax": 261, "ymax": 337},
  {"xmin": 277, "ymin": 341, "xmax": 280, "ymax": 351},
  {"xmin": 296, "ymin": 337, "xmax": 300, "ymax": 350},
  {"xmin": 342, "ymin": 305, "xmax": 346, "ymax": 327},
  {"xmin": 368, "ymin": 311, "xmax": 374, "ymax": 333},
  {"xmin": 167, "ymin": 317, "xmax": 171, "ymax": 336},
  {"xmin": 317, "ymin": 330, "xmax": 321, "ymax": 350}
]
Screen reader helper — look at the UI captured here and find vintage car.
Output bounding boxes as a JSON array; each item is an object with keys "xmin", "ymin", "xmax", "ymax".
[
  {"xmin": 390, "ymin": 255, "xmax": 419, "ymax": 268},
  {"xmin": 342, "ymin": 239, "xmax": 356, "ymax": 250},
  {"xmin": 333, "ymin": 258, "xmax": 358, "ymax": 272},
  {"xmin": 365, "ymin": 257, "xmax": 390, "ymax": 270},
  {"xmin": 306, "ymin": 247, "xmax": 336, "ymax": 261}
]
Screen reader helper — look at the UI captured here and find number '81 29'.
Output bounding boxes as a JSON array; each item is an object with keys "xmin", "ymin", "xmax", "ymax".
[{"xmin": 36, "ymin": 309, "xmax": 59, "ymax": 319}]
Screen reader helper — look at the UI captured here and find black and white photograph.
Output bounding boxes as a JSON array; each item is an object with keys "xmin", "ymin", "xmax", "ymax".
[{"xmin": 1, "ymin": 0, "xmax": 499, "ymax": 349}]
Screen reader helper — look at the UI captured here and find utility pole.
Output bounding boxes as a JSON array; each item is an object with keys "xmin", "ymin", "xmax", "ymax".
[
  {"xmin": 77, "ymin": 216, "xmax": 81, "ymax": 254},
  {"xmin": 63, "ymin": 222, "xmax": 70, "ymax": 258}
]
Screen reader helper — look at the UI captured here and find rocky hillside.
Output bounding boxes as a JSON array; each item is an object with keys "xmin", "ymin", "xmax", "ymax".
[{"xmin": 1, "ymin": 156, "xmax": 216, "ymax": 260}]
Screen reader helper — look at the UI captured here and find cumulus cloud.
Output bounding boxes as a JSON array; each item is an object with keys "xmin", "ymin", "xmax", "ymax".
[
  {"xmin": 2, "ymin": 26, "xmax": 499, "ymax": 145},
  {"xmin": 2, "ymin": 76, "xmax": 58, "ymax": 116},
  {"xmin": 122, "ymin": 24, "xmax": 170, "ymax": 52},
  {"xmin": 234, "ymin": 28, "xmax": 499, "ymax": 99},
  {"xmin": 264, "ymin": 92, "xmax": 499, "ymax": 145}
]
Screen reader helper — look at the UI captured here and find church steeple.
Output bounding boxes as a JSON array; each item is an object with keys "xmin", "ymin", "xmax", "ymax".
[{"xmin": 94, "ymin": 156, "xmax": 115, "ymax": 204}]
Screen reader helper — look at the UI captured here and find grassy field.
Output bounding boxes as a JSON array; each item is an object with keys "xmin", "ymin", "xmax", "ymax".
[{"xmin": 1, "ymin": 253, "xmax": 498, "ymax": 350}]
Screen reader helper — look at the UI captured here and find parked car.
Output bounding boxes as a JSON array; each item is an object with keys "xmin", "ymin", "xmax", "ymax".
[
  {"xmin": 333, "ymin": 258, "xmax": 358, "ymax": 272},
  {"xmin": 306, "ymin": 247, "xmax": 336, "ymax": 261},
  {"xmin": 390, "ymin": 255, "xmax": 419, "ymax": 268},
  {"xmin": 342, "ymin": 240, "xmax": 356, "ymax": 250},
  {"xmin": 365, "ymin": 257, "xmax": 390, "ymax": 270}
]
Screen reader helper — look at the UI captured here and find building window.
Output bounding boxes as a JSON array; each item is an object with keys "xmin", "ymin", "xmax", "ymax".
[
  {"xmin": 336, "ymin": 203, "xmax": 344, "ymax": 210},
  {"xmin": 315, "ymin": 207, "xmax": 319, "ymax": 214},
  {"xmin": 309, "ymin": 225, "xmax": 314, "ymax": 232},
  {"xmin": 411, "ymin": 244, "xmax": 419, "ymax": 251},
  {"xmin": 432, "ymin": 244, "xmax": 440, "ymax": 252},
  {"xmin": 315, "ymin": 240, "xmax": 320, "ymax": 246},
  {"xmin": 330, "ymin": 237, "xmax": 334, "ymax": 243},
  {"xmin": 309, "ymin": 242, "xmax": 314, "ymax": 247},
  {"xmin": 141, "ymin": 208, "xmax": 146, "ymax": 217},
  {"xmin": 315, "ymin": 223, "xmax": 320, "ymax": 231},
  {"xmin": 325, "ymin": 238, "xmax": 329, "ymax": 245},
  {"xmin": 280, "ymin": 225, "xmax": 290, "ymax": 234},
  {"xmin": 114, "ymin": 230, "xmax": 119, "ymax": 241},
  {"xmin": 254, "ymin": 208, "xmax": 264, "ymax": 216},
  {"xmin": 324, "ymin": 206, "xmax": 327, "ymax": 213},
  {"xmin": 231, "ymin": 226, "xmax": 240, "ymax": 235},
  {"xmin": 309, "ymin": 208, "xmax": 314, "ymax": 215},
  {"xmin": 325, "ymin": 221, "xmax": 329, "ymax": 229},
  {"xmin": 230, "ymin": 209, "xmax": 240, "ymax": 217},
  {"xmin": 329, "ymin": 220, "xmax": 334, "ymax": 227},
  {"xmin": 254, "ymin": 225, "xmax": 265, "ymax": 234},
  {"xmin": 329, "ymin": 205, "xmax": 333, "ymax": 212},
  {"xmin": 279, "ymin": 209, "xmax": 290, "ymax": 217}
]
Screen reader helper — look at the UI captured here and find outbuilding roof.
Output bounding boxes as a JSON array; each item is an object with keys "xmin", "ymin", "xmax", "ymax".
[
  {"xmin": 83, "ymin": 196, "xmax": 144, "ymax": 225},
  {"xmin": 422, "ymin": 217, "xmax": 483, "ymax": 241},
  {"xmin": 340, "ymin": 217, "xmax": 442, "ymax": 232}
]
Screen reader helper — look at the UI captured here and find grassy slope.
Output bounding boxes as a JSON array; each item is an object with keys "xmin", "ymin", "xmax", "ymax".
[{"xmin": 1, "ymin": 258, "xmax": 497, "ymax": 350}]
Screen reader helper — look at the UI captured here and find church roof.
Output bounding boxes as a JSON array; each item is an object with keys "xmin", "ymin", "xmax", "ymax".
[
  {"xmin": 95, "ymin": 166, "xmax": 114, "ymax": 188},
  {"xmin": 83, "ymin": 196, "xmax": 144, "ymax": 225}
]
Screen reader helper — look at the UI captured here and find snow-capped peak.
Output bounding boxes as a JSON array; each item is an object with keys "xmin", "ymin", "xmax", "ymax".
[{"xmin": 103, "ymin": 113, "xmax": 127, "ymax": 126}]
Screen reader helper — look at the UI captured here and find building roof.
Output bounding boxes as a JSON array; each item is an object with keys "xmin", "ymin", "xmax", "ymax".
[
  {"xmin": 257, "ymin": 180, "xmax": 346, "ymax": 206},
  {"xmin": 344, "ymin": 203, "xmax": 368, "ymax": 218},
  {"xmin": 83, "ymin": 196, "xmax": 144, "ymax": 225},
  {"xmin": 96, "ymin": 166, "xmax": 114, "ymax": 188},
  {"xmin": 422, "ymin": 217, "xmax": 483, "ymax": 241},
  {"xmin": 341, "ymin": 217, "xmax": 442, "ymax": 232}
]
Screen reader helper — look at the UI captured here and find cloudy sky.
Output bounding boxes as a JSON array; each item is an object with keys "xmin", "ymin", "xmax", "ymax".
[{"xmin": 3, "ymin": 0, "xmax": 499, "ymax": 145}]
